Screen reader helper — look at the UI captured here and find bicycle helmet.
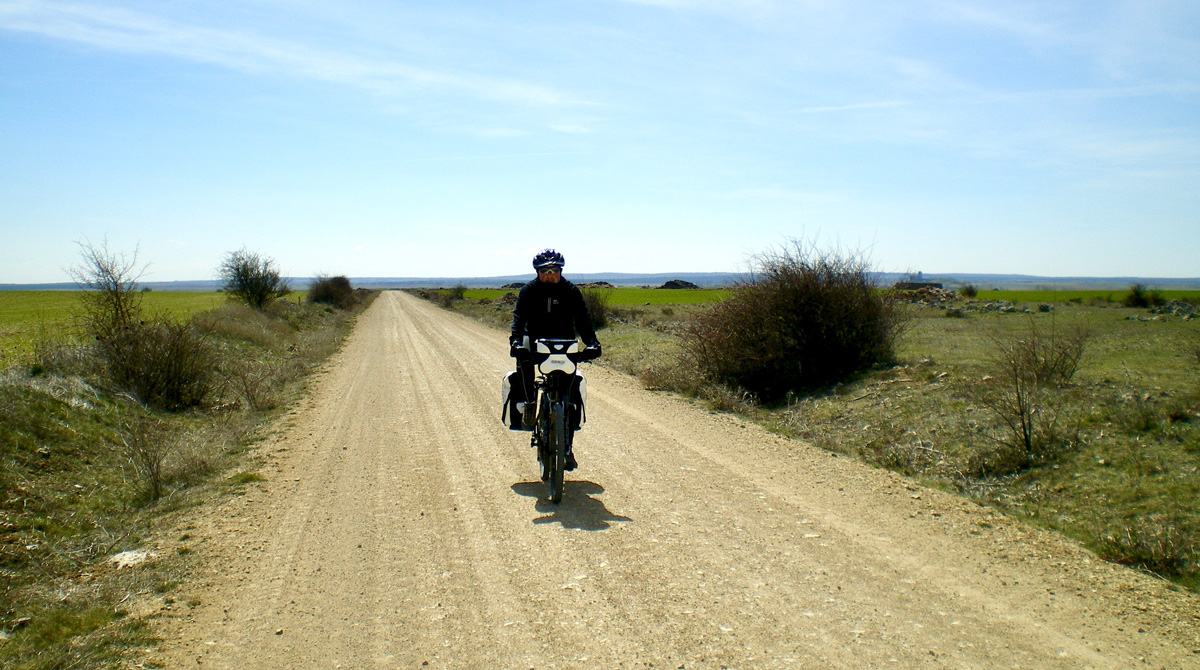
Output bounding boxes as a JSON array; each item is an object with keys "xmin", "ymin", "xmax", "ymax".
[{"xmin": 532, "ymin": 248, "xmax": 565, "ymax": 269}]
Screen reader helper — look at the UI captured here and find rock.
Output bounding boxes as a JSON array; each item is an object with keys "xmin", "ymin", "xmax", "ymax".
[
  {"xmin": 658, "ymin": 280, "xmax": 700, "ymax": 290},
  {"xmin": 110, "ymin": 549, "xmax": 156, "ymax": 569}
]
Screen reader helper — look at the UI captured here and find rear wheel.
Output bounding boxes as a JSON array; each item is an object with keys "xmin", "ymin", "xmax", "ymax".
[{"xmin": 548, "ymin": 401, "xmax": 566, "ymax": 504}]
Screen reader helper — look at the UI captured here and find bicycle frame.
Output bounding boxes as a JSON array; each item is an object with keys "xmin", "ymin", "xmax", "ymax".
[{"xmin": 530, "ymin": 339, "xmax": 592, "ymax": 503}]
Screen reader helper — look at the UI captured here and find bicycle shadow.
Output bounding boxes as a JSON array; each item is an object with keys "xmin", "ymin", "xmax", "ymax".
[{"xmin": 510, "ymin": 480, "xmax": 632, "ymax": 531}]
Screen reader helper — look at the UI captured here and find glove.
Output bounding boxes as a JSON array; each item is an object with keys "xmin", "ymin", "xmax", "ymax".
[
  {"xmin": 584, "ymin": 342, "xmax": 602, "ymax": 359},
  {"xmin": 510, "ymin": 341, "xmax": 527, "ymax": 359}
]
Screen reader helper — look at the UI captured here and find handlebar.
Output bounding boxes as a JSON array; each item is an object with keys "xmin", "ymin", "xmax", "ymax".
[
  {"xmin": 573, "ymin": 346, "xmax": 602, "ymax": 362},
  {"xmin": 521, "ymin": 338, "xmax": 600, "ymax": 364}
]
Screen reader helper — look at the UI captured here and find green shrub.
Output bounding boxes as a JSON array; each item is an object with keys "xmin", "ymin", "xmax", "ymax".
[
  {"xmin": 308, "ymin": 275, "xmax": 356, "ymax": 310},
  {"xmin": 583, "ymin": 288, "xmax": 613, "ymax": 329},
  {"xmin": 1123, "ymin": 283, "xmax": 1166, "ymax": 308},
  {"xmin": 680, "ymin": 240, "xmax": 905, "ymax": 403},
  {"xmin": 960, "ymin": 284, "xmax": 978, "ymax": 299}
]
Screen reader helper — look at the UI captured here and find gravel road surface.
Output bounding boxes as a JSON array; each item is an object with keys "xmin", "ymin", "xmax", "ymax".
[{"xmin": 154, "ymin": 291, "xmax": 1199, "ymax": 669}]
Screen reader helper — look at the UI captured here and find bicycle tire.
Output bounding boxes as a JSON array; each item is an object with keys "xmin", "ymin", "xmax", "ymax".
[
  {"xmin": 537, "ymin": 395, "xmax": 551, "ymax": 482},
  {"xmin": 548, "ymin": 401, "xmax": 566, "ymax": 504}
]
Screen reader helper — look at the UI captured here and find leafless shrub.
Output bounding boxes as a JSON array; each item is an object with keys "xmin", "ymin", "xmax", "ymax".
[
  {"xmin": 975, "ymin": 318, "xmax": 1088, "ymax": 470},
  {"xmin": 1007, "ymin": 318, "xmax": 1090, "ymax": 387},
  {"xmin": 120, "ymin": 418, "xmax": 171, "ymax": 502},
  {"xmin": 31, "ymin": 329, "xmax": 91, "ymax": 379},
  {"xmin": 219, "ymin": 248, "xmax": 291, "ymax": 309},
  {"xmin": 68, "ymin": 239, "xmax": 145, "ymax": 342},
  {"xmin": 217, "ymin": 359, "xmax": 284, "ymax": 411}
]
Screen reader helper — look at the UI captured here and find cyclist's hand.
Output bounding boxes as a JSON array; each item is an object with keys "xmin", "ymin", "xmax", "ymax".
[
  {"xmin": 584, "ymin": 343, "xmax": 602, "ymax": 359},
  {"xmin": 510, "ymin": 342, "xmax": 527, "ymax": 359}
]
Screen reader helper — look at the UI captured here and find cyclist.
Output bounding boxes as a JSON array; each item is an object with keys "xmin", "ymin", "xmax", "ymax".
[{"xmin": 509, "ymin": 249, "xmax": 601, "ymax": 470}]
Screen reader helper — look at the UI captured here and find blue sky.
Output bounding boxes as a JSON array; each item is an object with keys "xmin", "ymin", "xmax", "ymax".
[{"xmin": 2, "ymin": 0, "xmax": 1197, "ymax": 284}]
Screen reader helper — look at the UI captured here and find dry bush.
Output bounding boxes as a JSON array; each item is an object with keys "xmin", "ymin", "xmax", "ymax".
[
  {"xmin": 70, "ymin": 240, "xmax": 214, "ymax": 410},
  {"xmin": 1005, "ymin": 318, "xmax": 1090, "ymax": 387},
  {"xmin": 219, "ymin": 248, "xmax": 291, "ymax": 309},
  {"xmin": 865, "ymin": 438, "xmax": 944, "ymax": 477},
  {"xmin": 99, "ymin": 317, "xmax": 214, "ymax": 410},
  {"xmin": 68, "ymin": 239, "xmax": 144, "ymax": 342},
  {"xmin": 680, "ymin": 240, "xmax": 905, "ymax": 403},
  {"xmin": 976, "ymin": 319, "xmax": 1088, "ymax": 469},
  {"xmin": 309, "ymin": 275, "xmax": 356, "ymax": 310},
  {"xmin": 217, "ymin": 359, "xmax": 284, "ymax": 411},
  {"xmin": 1098, "ymin": 516, "xmax": 1198, "ymax": 578},
  {"xmin": 637, "ymin": 353, "xmax": 705, "ymax": 394},
  {"xmin": 120, "ymin": 418, "xmax": 171, "ymax": 502}
]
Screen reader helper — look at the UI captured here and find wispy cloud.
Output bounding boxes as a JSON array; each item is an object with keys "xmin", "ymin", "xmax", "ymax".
[
  {"xmin": 0, "ymin": 0, "xmax": 577, "ymax": 107},
  {"xmin": 934, "ymin": 2, "xmax": 1059, "ymax": 42},
  {"xmin": 796, "ymin": 100, "xmax": 913, "ymax": 114},
  {"xmin": 550, "ymin": 124, "xmax": 593, "ymax": 134}
]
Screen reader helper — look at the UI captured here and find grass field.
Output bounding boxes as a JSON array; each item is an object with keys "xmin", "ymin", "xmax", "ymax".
[
  {"xmin": 0, "ymin": 291, "xmax": 227, "ymax": 367},
  {"xmin": 464, "ymin": 287, "xmax": 1200, "ymax": 306},
  {"xmin": 463, "ymin": 287, "xmax": 730, "ymax": 305},
  {"xmin": 975, "ymin": 289, "xmax": 1200, "ymax": 304}
]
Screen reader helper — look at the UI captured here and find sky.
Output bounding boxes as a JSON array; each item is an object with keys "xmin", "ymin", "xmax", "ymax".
[{"xmin": 1, "ymin": 0, "xmax": 1198, "ymax": 284}]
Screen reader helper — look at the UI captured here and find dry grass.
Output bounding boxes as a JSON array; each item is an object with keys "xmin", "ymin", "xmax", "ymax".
[
  {"xmin": 0, "ymin": 290, "xmax": 377, "ymax": 668},
  {"xmin": 611, "ymin": 301, "xmax": 1200, "ymax": 591}
]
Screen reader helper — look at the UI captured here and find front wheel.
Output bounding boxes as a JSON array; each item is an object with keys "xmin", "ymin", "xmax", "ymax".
[{"xmin": 548, "ymin": 401, "xmax": 566, "ymax": 504}]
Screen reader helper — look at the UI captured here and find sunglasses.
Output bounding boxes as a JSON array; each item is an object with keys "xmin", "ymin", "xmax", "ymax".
[{"xmin": 537, "ymin": 266, "xmax": 562, "ymax": 274}]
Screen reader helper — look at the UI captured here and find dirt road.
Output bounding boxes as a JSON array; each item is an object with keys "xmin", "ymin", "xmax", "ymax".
[{"xmin": 155, "ymin": 291, "xmax": 1199, "ymax": 669}]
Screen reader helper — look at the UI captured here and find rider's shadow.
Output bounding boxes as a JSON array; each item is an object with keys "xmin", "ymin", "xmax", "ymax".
[{"xmin": 510, "ymin": 481, "xmax": 632, "ymax": 530}]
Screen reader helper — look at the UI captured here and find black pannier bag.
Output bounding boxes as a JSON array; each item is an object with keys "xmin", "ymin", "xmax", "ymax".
[
  {"xmin": 501, "ymin": 370, "xmax": 587, "ymax": 431},
  {"xmin": 567, "ymin": 375, "xmax": 587, "ymax": 430},
  {"xmin": 501, "ymin": 371, "xmax": 529, "ymax": 431}
]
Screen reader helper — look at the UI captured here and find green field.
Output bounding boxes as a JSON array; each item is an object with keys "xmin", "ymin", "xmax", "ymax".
[
  {"xmin": 464, "ymin": 287, "xmax": 730, "ymax": 305},
  {"xmin": 0, "ymin": 291, "xmax": 226, "ymax": 367},
  {"xmin": 974, "ymin": 289, "xmax": 1200, "ymax": 303},
  {"xmin": 465, "ymin": 286, "xmax": 1200, "ymax": 307}
]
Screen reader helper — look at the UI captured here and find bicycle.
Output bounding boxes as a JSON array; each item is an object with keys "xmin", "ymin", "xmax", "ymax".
[{"xmin": 529, "ymin": 338, "xmax": 599, "ymax": 503}]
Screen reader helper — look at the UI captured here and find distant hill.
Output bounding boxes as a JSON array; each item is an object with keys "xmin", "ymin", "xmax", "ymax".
[{"xmin": 3, "ymin": 272, "xmax": 1199, "ymax": 292}]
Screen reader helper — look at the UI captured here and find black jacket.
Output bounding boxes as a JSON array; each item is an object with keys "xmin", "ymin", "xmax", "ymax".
[{"xmin": 510, "ymin": 278, "xmax": 600, "ymax": 347}]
